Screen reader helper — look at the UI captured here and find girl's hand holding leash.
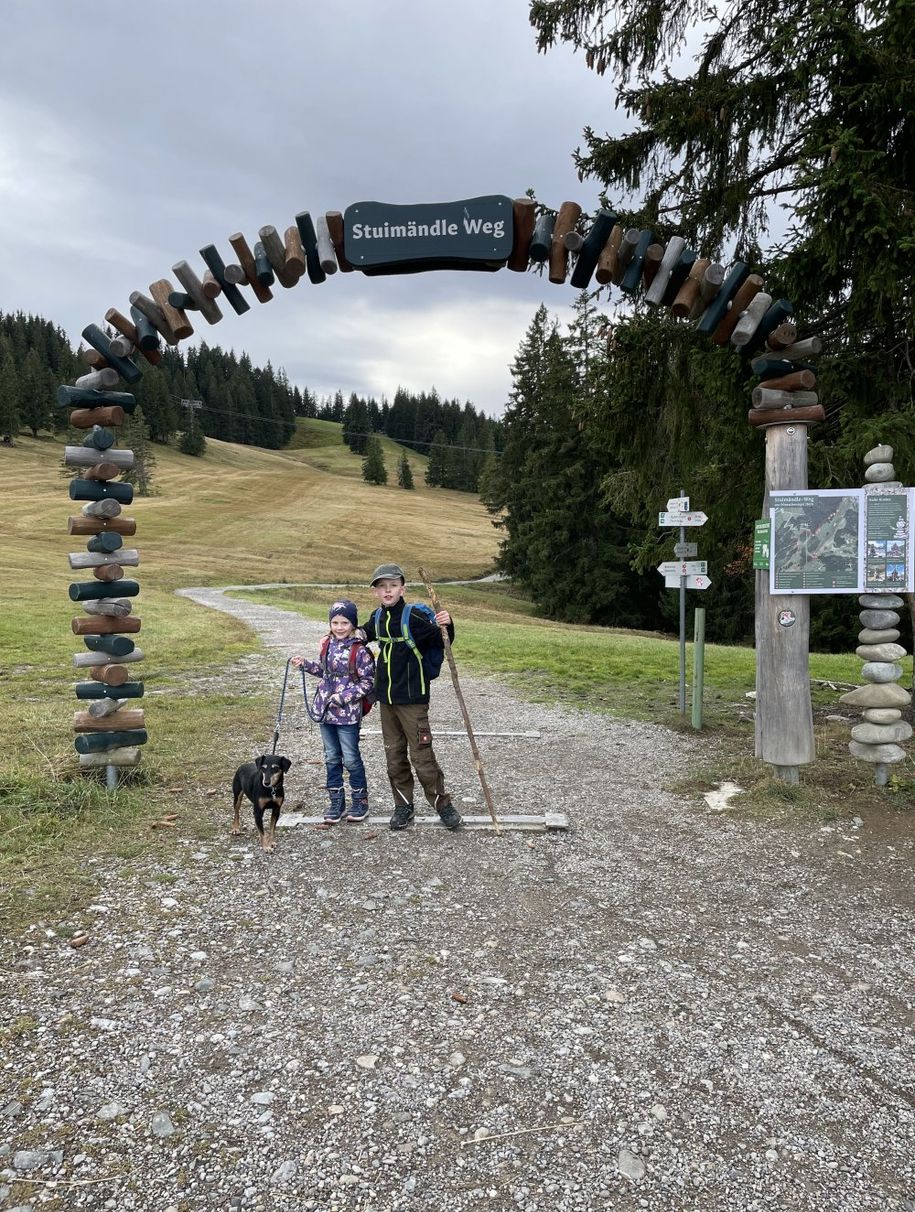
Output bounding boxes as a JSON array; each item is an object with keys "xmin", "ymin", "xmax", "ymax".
[{"xmin": 290, "ymin": 656, "xmax": 304, "ymax": 668}]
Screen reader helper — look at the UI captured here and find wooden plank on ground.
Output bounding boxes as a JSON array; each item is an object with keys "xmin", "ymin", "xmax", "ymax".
[{"xmin": 275, "ymin": 812, "xmax": 568, "ymax": 833}]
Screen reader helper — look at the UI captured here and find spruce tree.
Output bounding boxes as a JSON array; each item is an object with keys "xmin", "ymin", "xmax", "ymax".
[
  {"xmin": 362, "ymin": 435, "xmax": 388, "ymax": 485},
  {"xmin": 425, "ymin": 430, "xmax": 448, "ymax": 487},
  {"xmin": 20, "ymin": 348, "xmax": 52, "ymax": 437},
  {"xmin": 0, "ymin": 357, "xmax": 22, "ymax": 443},
  {"xmin": 120, "ymin": 406, "xmax": 157, "ymax": 495},
  {"xmin": 397, "ymin": 451, "xmax": 415, "ymax": 489}
]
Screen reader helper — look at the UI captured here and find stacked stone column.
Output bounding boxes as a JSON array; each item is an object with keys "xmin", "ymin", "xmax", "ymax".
[{"xmin": 840, "ymin": 444, "xmax": 912, "ymax": 785}]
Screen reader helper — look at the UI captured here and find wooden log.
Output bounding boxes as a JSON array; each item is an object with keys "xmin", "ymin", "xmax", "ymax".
[
  {"xmin": 744, "ymin": 298, "xmax": 793, "ymax": 355},
  {"xmin": 760, "ymin": 369, "xmax": 816, "ymax": 392},
  {"xmin": 69, "ymin": 516, "xmax": 136, "ymax": 536},
  {"xmin": 755, "ymin": 422, "xmax": 815, "ymax": 770},
  {"xmin": 108, "ymin": 336, "xmax": 138, "ymax": 359},
  {"xmin": 253, "ymin": 241, "xmax": 276, "ymax": 286},
  {"xmin": 697, "ymin": 262, "xmax": 750, "ymax": 334},
  {"xmin": 324, "ymin": 211, "xmax": 354, "ymax": 273},
  {"xmin": 766, "ymin": 322, "xmax": 797, "ymax": 351},
  {"xmin": 80, "ymin": 348, "xmax": 109, "ymax": 370},
  {"xmin": 69, "ymin": 578, "xmax": 139, "ymax": 602},
  {"xmin": 73, "ymin": 648, "xmax": 144, "ymax": 666},
  {"xmin": 228, "ymin": 232, "xmax": 274, "ymax": 302},
  {"xmin": 642, "ymin": 243, "xmax": 663, "ymax": 289},
  {"xmin": 619, "ymin": 229, "xmax": 653, "ymax": 294},
  {"xmin": 75, "ymin": 680, "xmax": 143, "ymax": 699},
  {"xmin": 283, "ymin": 224, "xmax": 307, "ymax": 281},
  {"xmin": 200, "ymin": 245, "xmax": 251, "ymax": 314},
  {"xmin": 670, "ymin": 256, "xmax": 710, "ymax": 317},
  {"xmin": 617, "ymin": 228, "xmax": 641, "ymax": 272},
  {"xmin": 149, "ymin": 280, "xmax": 194, "ymax": 341},
  {"xmin": 68, "ymin": 406, "xmax": 124, "ymax": 429},
  {"xmin": 313, "ymin": 216, "xmax": 338, "ymax": 275},
  {"xmin": 507, "ymin": 198, "xmax": 536, "ymax": 272},
  {"xmin": 644, "ymin": 236, "xmax": 686, "ymax": 305},
  {"xmin": 88, "ymin": 665, "xmax": 130, "ymax": 686},
  {"xmin": 105, "ymin": 308, "xmax": 162, "ymax": 366},
  {"xmin": 92, "ymin": 563, "xmax": 124, "ymax": 583},
  {"xmin": 752, "ymin": 388, "xmax": 819, "ymax": 410},
  {"xmin": 75, "ymin": 708, "xmax": 144, "ymax": 732},
  {"xmin": 594, "ymin": 224, "xmax": 623, "ymax": 285},
  {"xmin": 87, "ymin": 697, "xmax": 128, "ymax": 719},
  {"xmin": 172, "ymin": 260, "xmax": 223, "ymax": 324},
  {"xmin": 83, "ymin": 634, "xmax": 136, "ymax": 657},
  {"xmin": 85, "ymin": 532, "xmax": 123, "ymax": 553},
  {"xmin": 70, "ymin": 548, "xmax": 138, "ymax": 570},
  {"xmin": 660, "ymin": 249, "xmax": 697, "ymax": 306},
  {"xmin": 78, "ymin": 746, "xmax": 142, "ymax": 767},
  {"xmin": 56, "ymin": 385, "xmax": 135, "ymax": 414},
  {"xmin": 71, "ymin": 615, "xmax": 141, "ymax": 635},
  {"xmin": 201, "ymin": 269, "xmax": 222, "ymax": 299},
  {"xmin": 294, "ymin": 212, "xmax": 327, "ymax": 285},
  {"xmin": 167, "ymin": 291, "xmax": 198, "ymax": 311},
  {"xmin": 124, "ymin": 305, "xmax": 162, "ymax": 355},
  {"xmin": 748, "ymin": 404, "xmax": 825, "ymax": 428},
  {"xmin": 752, "ymin": 356, "xmax": 817, "ymax": 379},
  {"xmin": 65, "ymin": 446, "xmax": 134, "ymax": 470},
  {"xmin": 563, "ymin": 230, "xmax": 584, "ymax": 252},
  {"xmin": 69, "ymin": 479, "xmax": 133, "ymax": 504},
  {"xmin": 730, "ymin": 292, "xmax": 772, "ymax": 347},
  {"xmin": 74, "ymin": 368, "xmax": 119, "ymax": 392},
  {"xmin": 128, "ymin": 291, "xmax": 177, "ymax": 345},
  {"xmin": 549, "ymin": 202, "xmax": 582, "ymax": 283},
  {"xmin": 528, "ymin": 213, "xmax": 555, "ymax": 263},
  {"xmin": 82, "ymin": 462, "xmax": 121, "ymax": 482},
  {"xmin": 80, "ymin": 324, "xmax": 143, "ymax": 383},
  {"xmin": 687, "ymin": 262, "xmax": 726, "ymax": 320},
  {"xmin": 223, "ymin": 262, "xmax": 247, "ymax": 285},
  {"xmin": 80, "ymin": 425, "xmax": 116, "ymax": 452},
  {"xmin": 778, "ymin": 337, "xmax": 822, "ymax": 361},
  {"xmin": 711, "ymin": 273, "xmax": 764, "ymax": 345},
  {"xmin": 77, "ymin": 599, "xmax": 132, "ymax": 617},
  {"xmin": 81, "ymin": 499, "xmax": 121, "ymax": 519},
  {"xmin": 75, "ymin": 730, "xmax": 147, "ymax": 754},
  {"xmin": 259, "ymin": 225, "xmax": 299, "ymax": 288}
]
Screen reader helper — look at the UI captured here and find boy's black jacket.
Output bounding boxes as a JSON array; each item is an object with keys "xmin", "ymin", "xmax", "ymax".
[{"xmin": 361, "ymin": 600, "xmax": 454, "ymax": 705}]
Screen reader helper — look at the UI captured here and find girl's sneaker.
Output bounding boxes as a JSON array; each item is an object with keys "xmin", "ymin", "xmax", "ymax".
[{"xmin": 324, "ymin": 789, "xmax": 345, "ymax": 824}]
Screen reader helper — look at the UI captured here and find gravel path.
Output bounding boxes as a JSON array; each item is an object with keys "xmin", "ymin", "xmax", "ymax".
[{"xmin": 3, "ymin": 586, "xmax": 914, "ymax": 1211}]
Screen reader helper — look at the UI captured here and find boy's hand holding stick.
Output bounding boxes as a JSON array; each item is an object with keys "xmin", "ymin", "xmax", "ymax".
[{"xmin": 418, "ymin": 567, "xmax": 500, "ymax": 834}]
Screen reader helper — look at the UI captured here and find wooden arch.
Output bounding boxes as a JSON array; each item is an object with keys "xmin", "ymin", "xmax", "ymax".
[{"xmin": 61, "ymin": 195, "xmax": 824, "ymax": 783}]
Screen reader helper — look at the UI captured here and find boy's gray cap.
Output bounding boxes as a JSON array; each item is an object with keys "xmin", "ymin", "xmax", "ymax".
[{"xmin": 370, "ymin": 563, "xmax": 406, "ymax": 585}]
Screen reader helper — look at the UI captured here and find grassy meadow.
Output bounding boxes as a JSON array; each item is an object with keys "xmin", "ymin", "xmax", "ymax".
[{"xmin": 1, "ymin": 420, "xmax": 913, "ymax": 929}]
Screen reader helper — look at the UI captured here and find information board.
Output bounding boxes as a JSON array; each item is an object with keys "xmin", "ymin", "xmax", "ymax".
[
  {"xmin": 863, "ymin": 488, "xmax": 911, "ymax": 592},
  {"xmin": 770, "ymin": 488, "xmax": 914, "ymax": 594},
  {"xmin": 770, "ymin": 490, "xmax": 864, "ymax": 594}
]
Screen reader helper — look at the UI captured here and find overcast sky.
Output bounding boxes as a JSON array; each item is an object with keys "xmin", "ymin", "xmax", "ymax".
[{"xmin": 0, "ymin": 1, "xmax": 624, "ymax": 416}]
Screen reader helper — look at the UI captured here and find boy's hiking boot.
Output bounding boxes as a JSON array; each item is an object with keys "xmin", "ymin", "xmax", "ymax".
[
  {"xmin": 389, "ymin": 802, "xmax": 415, "ymax": 831},
  {"xmin": 436, "ymin": 801, "xmax": 463, "ymax": 831}
]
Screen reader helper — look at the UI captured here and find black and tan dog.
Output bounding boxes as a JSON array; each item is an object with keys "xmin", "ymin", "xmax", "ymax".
[{"xmin": 231, "ymin": 755, "xmax": 291, "ymax": 850}]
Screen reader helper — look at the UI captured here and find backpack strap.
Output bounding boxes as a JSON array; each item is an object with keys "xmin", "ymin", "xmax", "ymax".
[{"xmin": 400, "ymin": 604, "xmax": 427, "ymax": 695}]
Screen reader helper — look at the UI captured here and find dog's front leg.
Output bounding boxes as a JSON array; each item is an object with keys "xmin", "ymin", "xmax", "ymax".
[{"xmin": 265, "ymin": 804, "xmax": 281, "ymax": 851}]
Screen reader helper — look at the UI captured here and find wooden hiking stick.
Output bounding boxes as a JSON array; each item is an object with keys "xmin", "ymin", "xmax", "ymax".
[{"xmin": 418, "ymin": 568, "xmax": 500, "ymax": 834}]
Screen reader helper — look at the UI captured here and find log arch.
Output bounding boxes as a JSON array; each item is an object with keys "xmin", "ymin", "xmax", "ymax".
[{"xmin": 62, "ymin": 196, "xmax": 824, "ymax": 782}]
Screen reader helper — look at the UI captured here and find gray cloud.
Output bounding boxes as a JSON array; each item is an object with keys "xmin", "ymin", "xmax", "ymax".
[{"xmin": 0, "ymin": 0, "xmax": 623, "ymax": 414}]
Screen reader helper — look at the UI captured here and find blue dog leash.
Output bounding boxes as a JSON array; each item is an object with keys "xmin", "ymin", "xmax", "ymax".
[{"xmin": 273, "ymin": 658, "xmax": 327, "ymax": 756}]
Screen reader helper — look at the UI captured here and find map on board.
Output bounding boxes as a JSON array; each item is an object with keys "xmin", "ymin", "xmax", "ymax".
[
  {"xmin": 864, "ymin": 489, "xmax": 911, "ymax": 592},
  {"xmin": 770, "ymin": 491, "xmax": 863, "ymax": 593}
]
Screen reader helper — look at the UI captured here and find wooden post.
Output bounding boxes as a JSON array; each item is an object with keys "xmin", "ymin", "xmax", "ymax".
[
  {"xmin": 199, "ymin": 246, "xmax": 251, "ymax": 314},
  {"xmin": 324, "ymin": 212, "xmax": 354, "ymax": 273},
  {"xmin": 294, "ymin": 212, "xmax": 327, "ymax": 285},
  {"xmin": 149, "ymin": 280, "xmax": 194, "ymax": 341},
  {"xmin": 283, "ymin": 224, "xmax": 307, "ymax": 281},
  {"xmin": 594, "ymin": 224, "xmax": 623, "ymax": 285},
  {"xmin": 80, "ymin": 325, "xmax": 143, "ymax": 383},
  {"xmin": 417, "ymin": 567, "xmax": 500, "ymax": 833},
  {"xmin": 644, "ymin": 236, "xmax": 685, "ymax": 305},
  {"xmin": 711, "ymin": 274, "xmax": 764, "ymax": 345},
  {"xmin": 755, "ymin": 424, "xmax": 815, "ymax": 778},
  {"xmin": 228, "ymin": 233, "xmax": 274, "ymax": 303},
  {"xmin": 569, "ymin": 208, "xmax": 617, "ymax": 289},
  {"xmin": 619, "ymin": 229, "xmax": 653, "ymax": 294},
  {"xmin": 670, "ymin": 257, "xmax": 710, "ymax": 318},
  {"xmin": 172, "ymin": 260, "xmax": 223, "ymax": 324},
  {"xmin": 314, "ymin": 216, "xmax": 339, "ymax": 275},
  {"xmin": 528, "ymin": 213, "xmax": 555, "ymax": 263},
  {"xmin": 548, "ymin": 201, "xmax": 582, "ymax": 283}
]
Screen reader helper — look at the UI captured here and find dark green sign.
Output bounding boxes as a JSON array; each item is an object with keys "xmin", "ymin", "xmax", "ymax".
[
  {"xmin": 752, "ymin": 518, "xmax": 770, "ymax": 569},
  {"xmin": 344, "ymin": 195, "xmax": 513, "ymax": 272}
]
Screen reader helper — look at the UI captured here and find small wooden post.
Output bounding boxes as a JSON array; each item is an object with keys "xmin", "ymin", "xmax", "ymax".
[
  {"xmin": 417, "ymin": 568, "xmax": 500, "ymax": 833},
  {"xmin": 507, "ymin": 198, "xmax": 536, "ymax": 271}
]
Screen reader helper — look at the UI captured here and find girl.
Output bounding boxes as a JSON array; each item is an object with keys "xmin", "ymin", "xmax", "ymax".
[{"xmin": 292, "ymin": 599, "xmax": 375, "ymax": 823}]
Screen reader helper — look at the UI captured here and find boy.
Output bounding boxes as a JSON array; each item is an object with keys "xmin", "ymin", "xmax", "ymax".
[{"xmin": 361, "ymin": 563, "xmax": 462, "ymax": 832}]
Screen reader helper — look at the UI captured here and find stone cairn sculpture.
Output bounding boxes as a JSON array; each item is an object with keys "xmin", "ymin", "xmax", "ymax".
[{"xmin": 840, "ymin": 444, "xmax": 912, "ymax": 785}]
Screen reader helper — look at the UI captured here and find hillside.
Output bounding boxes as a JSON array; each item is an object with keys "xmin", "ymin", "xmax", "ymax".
[{"xmin": 0, "ymin": 421, "xmax": 497, "ymax": 595}]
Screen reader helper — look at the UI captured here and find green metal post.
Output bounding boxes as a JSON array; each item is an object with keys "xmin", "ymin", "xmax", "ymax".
[{"xmin": 692, "ymin": 607, "xmax": 706, "ymax": 730}]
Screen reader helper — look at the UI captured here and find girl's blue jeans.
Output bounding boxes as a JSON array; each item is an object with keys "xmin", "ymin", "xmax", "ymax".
[{"xmin": 319, "ymin": 722, "xmax": 366, "ymax": 790}]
